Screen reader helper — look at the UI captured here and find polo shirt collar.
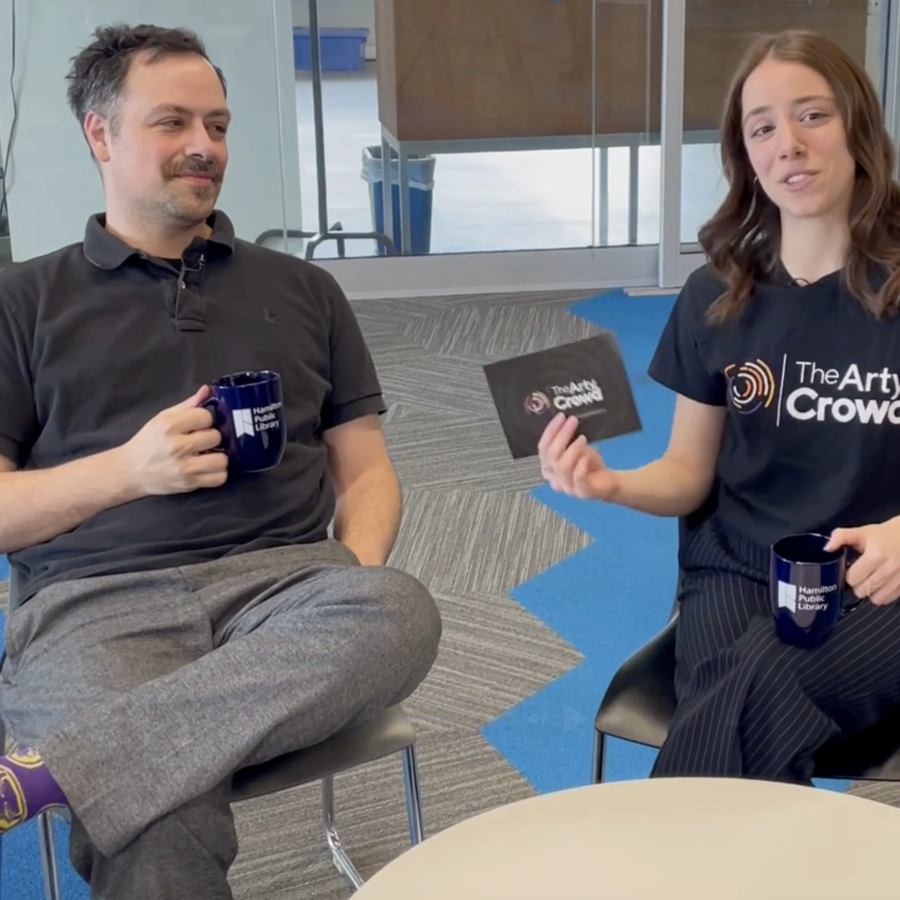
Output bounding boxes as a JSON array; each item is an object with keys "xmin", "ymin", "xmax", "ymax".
[{"xmin": 83, "ymin": 210, "xmax": 236, "ymax": 270}]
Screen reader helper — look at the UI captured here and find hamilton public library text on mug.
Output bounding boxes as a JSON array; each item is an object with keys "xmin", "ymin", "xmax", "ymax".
[{"xmin": 204, "ymin": 370, "xmax": 286, "ymax": 473}]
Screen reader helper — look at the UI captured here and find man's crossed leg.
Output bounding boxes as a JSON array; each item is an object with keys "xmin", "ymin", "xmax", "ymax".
[{"xmin": 0, "ymin": 542, "xmax": 441, "ymax": 899}]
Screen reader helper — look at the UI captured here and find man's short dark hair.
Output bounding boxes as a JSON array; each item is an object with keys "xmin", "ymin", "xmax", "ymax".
[{"xmin": 66, "ymin": 23, "xmax": 228, "ymax": 133}]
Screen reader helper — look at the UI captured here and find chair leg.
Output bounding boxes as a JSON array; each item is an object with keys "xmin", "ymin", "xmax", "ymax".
[
  {"xmin": 38, "ymin": 813, "xmax": 62, "ymax": 900},
  {"xmin": 319, "ymin": 743, "xmax": 425, "ymax": 889},
  {"xmin": 321, "ymin": 775, "xmax": 364, "ymax": 890},
  {"xmin": 400, "ymin": 744, "xmax": 425, "ymax": 846},
  {"xmin": 592, "ymin": 730, "xmax": 607, "ymax": 784}
]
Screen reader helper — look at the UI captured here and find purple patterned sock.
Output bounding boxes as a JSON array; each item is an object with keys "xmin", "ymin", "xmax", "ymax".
[{"xmin": 0, "ymin": 748, "xmax": 68, "ymax": 832}]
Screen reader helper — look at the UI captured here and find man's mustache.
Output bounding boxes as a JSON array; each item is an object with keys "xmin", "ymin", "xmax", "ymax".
[{"xmin": 165, "ymin": 161, "xmax": 222, "ymax": 182}]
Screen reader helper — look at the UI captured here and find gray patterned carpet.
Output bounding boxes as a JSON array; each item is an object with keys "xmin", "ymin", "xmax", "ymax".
[
  {"xmin": 232, "ymin": 289, "xmax": 900, "ymax": 898},
  {"xmin": 2, "ymin": 288, "xmax": 898, "ymax": 898},
  {"xmin": 227, "ymin": 291, "xmax": 596, "ymax": 899}
]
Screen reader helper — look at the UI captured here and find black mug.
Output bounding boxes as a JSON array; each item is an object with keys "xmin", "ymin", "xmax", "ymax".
[
  {"xmin": 203, "ymin": 370, "xmax": 286, "ymax": 473},
  {"xmin": 769, "ymin": 532, "xmax": 862, "ymax": 648}
]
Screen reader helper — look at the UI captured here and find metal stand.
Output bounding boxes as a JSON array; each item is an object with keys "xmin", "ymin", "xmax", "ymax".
[{"xmin": 257, "ymin": 0, "xmax": 396, "ymax": 258}]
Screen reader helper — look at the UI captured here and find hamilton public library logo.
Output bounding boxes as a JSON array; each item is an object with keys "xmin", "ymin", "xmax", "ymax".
[
  {"xmin": 231, "ymin": 402, "xmax": 283, "ymax": 438},
  {"xmin": 232, "ymin": 409, "xmax": 256, "ymax": 438}
]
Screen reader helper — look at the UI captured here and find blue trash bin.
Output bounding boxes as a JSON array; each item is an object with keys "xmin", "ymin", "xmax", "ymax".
[
  {"xmin": 292, "ymin": 27, "xmax": 369, "ymax": 72},
  {"xmin": 362, "ymin": 146, "xmax": 436, "ymax": 256}
]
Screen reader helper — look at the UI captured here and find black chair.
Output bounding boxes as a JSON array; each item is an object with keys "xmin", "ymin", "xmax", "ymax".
[
  {"xmin": 591, "ymin": 505, "xmax": 900, "ymax": 784},
  {"xmin": 2, "ymin": 704, "xmax": 424, "ymax": 900},
  {"xmin": 592, "ymin": 608, "xmax": 900, "ymax": 783}
]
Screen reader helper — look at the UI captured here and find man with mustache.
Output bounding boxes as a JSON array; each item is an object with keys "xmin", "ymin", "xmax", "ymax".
[{"xmin": 0, "ymin": 23, "xmax": 441, "ymax": 899}]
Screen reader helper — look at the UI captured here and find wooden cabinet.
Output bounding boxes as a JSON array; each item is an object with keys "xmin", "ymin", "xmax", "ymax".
[{"xmin": 374, "ymin": 0, "xmax": 869, "ymax": 142}]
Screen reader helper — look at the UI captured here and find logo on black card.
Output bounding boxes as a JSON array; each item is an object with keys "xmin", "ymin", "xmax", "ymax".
[
  {"xmin": 482, "ymin": 333, "xmax": 642, "ymax": 460},
  {"xmin": 547, "ymin": 378, "xmax": 605, "ymax": 412},
  {"xmin": 524, "ymin": 391, "xmax": 552, "ymax": 415},
  {"xmin": 525, "ymin": 379, "xmax": 605, "ymax": 415}
]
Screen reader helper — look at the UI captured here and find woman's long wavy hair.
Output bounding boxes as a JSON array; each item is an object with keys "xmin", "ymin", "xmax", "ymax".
[{"xmin": 701, "ymin": 30, "xmax": 900, "ymax": 324}]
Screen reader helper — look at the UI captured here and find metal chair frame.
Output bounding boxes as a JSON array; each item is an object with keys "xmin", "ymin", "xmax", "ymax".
[{"xmin": 2, "ymin": 705, "xmax": 423, "ymax": 899}]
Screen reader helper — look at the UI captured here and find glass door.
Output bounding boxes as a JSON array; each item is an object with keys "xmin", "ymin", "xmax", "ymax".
[
  {"xmin": 284, "ymin": 0, "xmax": 665, "ymax": 299},
  {"xmin": 658, "ymin": 0, "xmax": 900, "ymax": 289}
]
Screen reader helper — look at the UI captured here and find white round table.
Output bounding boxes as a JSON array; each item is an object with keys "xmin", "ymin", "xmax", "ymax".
[{"xmin": 356, "ymin": 778, "xmax": 900, "ymax": 899}]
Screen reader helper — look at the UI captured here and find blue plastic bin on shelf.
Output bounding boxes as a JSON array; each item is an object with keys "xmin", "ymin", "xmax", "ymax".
[
  {"xmin": 293, "ymin": 27, "xmax": 369, "ymax": 72},
  {"xmin": 362, "ymin": 146, "xmax": 436, "ymax": 256}
]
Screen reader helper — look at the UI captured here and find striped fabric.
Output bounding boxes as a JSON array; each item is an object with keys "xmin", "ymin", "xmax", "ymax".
[{"xmin": 651, "ymin": 514, "xmax": 900, "ymax": 783}]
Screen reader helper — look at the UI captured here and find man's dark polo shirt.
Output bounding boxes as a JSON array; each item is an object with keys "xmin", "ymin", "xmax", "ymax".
[{"xmin": 0, "ymin": 211, "xmax": 386, "ymax": 608}]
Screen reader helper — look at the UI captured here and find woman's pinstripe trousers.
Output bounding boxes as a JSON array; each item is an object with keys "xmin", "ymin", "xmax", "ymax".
[{"xmin": 651, "ymin": 517, "xmax": 900, "ymax": 783}]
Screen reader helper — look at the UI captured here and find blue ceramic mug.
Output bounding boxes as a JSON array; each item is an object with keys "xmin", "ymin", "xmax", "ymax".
[
  {"xmin": 770, "ymin": 533, "xmax": 863, "ymax": 648},
  {"xmin": 203, "ymin": 370, "xmax": 286, "ymax": 473}
]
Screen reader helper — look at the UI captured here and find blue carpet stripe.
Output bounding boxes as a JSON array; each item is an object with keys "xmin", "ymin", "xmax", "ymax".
[
  {"xmin": 482, "ymin": 288, "xmax": 849, "ymax": 795},
  {"xmin": 482, "ymin": 289, "xmax": 679, "ymax": 790}
]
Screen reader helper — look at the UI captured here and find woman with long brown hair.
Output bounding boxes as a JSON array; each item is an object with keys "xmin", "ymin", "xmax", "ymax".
[{"xmin": 539, "ymin": 29, "xmax": 900, "ymax": 782}]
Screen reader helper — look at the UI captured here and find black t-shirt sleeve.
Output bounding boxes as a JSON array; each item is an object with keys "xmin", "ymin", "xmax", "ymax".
[
  {"xmin": 648, "ymin": 267, "xmax": 727, "ymax": 406},
  {"xmin": 0, "ymin": 297, "xmax": 37, "ymax": 467},
  {"xmin": 319, "ymin": 272, "xmax": 387, "ymax": 431}
]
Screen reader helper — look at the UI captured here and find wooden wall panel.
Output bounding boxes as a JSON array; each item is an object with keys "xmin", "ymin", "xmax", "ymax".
[{"xmin": 375, "ymin": 0, "xmax": 870, "ymax": 142}]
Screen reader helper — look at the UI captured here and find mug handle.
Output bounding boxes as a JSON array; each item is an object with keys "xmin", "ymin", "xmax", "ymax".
[
  {"xmin": 201, "ymin": 396, "xmax": 226, "ymax": 452},
  {"xmin": 841, "ymin": 548, "xmax": 868, "ymax": 615}
]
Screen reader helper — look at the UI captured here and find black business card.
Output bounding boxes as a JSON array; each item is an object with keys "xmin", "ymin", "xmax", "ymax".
[{"xmin": 483, "ymin": 332, "xmax": 643, "ymax": 459}]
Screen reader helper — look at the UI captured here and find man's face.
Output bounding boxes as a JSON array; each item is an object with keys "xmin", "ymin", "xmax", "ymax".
[{"xmin": 88, "ymin": 51, "xmax": 230, "ymax": 231}]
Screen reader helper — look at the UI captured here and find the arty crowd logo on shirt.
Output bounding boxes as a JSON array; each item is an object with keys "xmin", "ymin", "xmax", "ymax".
[
  {"xmin": 724, "ymin": 356, "xmax": 900, "ymax": 425},
  {"xmin": 724, "ymin": 359, "xmax": 777, "ymax": 415}
]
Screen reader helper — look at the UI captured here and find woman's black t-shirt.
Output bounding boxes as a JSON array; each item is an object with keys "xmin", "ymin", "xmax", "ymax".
[{"xmin": 648, "ymin": 262, "xmax": 900, "ymax": 552}]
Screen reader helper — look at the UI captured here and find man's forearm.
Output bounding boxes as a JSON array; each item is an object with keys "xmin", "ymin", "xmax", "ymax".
[
  {"xmin": 333, "ymin": 467, "xmax": 402, "ymax": 566},
  {"xmin": 0, "ymin": 448, "xmax": 141, "ymax": 554},
  {"xmin": 611, "ymin": 456, "xmax": 715, "ymax": 518}
]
